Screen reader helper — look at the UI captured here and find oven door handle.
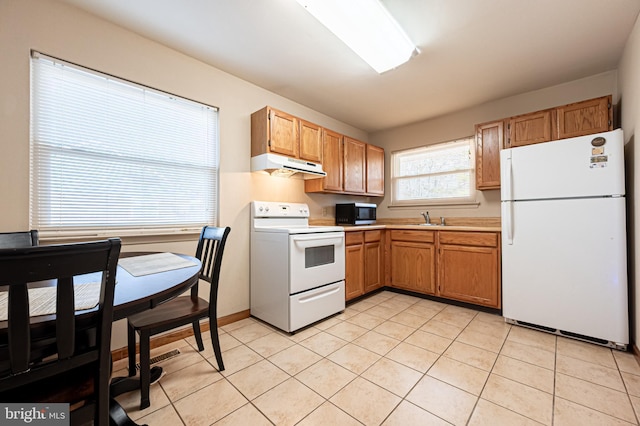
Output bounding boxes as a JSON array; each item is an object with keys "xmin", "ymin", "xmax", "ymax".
[{"xmin": 291, "ymin": 235, "xmax": 344, "ymax": 248}]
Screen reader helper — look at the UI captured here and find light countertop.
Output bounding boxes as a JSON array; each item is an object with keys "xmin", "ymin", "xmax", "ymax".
[
  {"xmin": 340, "ymin": 224, "xmax": 501, "ymax": 232},
  {"xmin": 310, "ymin": 217, "xmax": 501, "ymax": 233}
]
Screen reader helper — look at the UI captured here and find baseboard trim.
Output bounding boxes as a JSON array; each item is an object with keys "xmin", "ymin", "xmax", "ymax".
[
  {"xmin": 632, "ymin": 342, "xmax": 640, "ymax": 364},
  {"xmin": 111, "ymin": 309, "xmax": 251, "ymax": 362}
]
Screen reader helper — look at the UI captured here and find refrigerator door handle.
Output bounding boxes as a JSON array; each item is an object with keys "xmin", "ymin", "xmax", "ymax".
[
  {"xmin": 502, "ymin": 151, "xmax": 513, "ymax": 201},
  {"xmin": 503, "ymin": 201, "xmax": 514, "ymax": 245}
]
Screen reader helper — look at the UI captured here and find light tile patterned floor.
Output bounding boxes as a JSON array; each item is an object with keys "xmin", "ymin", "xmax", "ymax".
[{"xmin": 114, "ymin": 291, "xmax": 640, "ymax": 425}]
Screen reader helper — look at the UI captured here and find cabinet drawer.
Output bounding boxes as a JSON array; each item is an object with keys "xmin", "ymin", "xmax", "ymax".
[
  {"xmin": 345, "ymin": 231, "xmax": 364, "ymax": 245},
  {"xmin": 364, "ymin": 230, "xmax": 382, "ymax": 243},
  {"xmin": 439, "ymin": 231, "xmax": 498, "ymax": 247},
  {"xmin": 390, "ymin": 230, "xmax": 435, "ymax": 243}
]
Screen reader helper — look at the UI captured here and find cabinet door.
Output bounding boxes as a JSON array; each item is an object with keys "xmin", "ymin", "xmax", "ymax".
[
  {"xmin": 343, "ymin": 137, "xmax": 366, "ymax": 193},
  {"xmin": 390, "ymin": 241, "xmax": 435, "ymax": 295},
  {"xmin": 475, "ymin": 121, "xmax": 503, "ymax": 190},
  {"xmin": 366, "ymin": 144, "xmax": 385, "ymax": 196},
  {"xmin": 438, "ymin": 245, "xmax": 500, "ymax": 308},
  {"xmin": 555, "ymin": 96, "xmax": 612, "ymax": 140},
  {"xmin": 345, "ymin": 243, "xmax": 364, "ymax": 300},
  {"xmin": 322, "ymin": 129, "xmax": 344, "ymax": 192},
  {"xmin": 299, "ymin": 119, "xmax": 323, "ymax": 163},
  {"xmin": 507, "ymin": 110, "xmax": 552, "ymax": 148},
  {"xmin": 364, "ymin": 231, "xmax": 383, "ymax": 293},
  {"xmin": 269, "ymin": 109, "xmax": 298, "ymax": 157}
]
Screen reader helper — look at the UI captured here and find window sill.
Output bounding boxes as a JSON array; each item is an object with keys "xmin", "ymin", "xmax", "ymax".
[
  {"xmin": 39, "ymin": 228, "xmax": 202, "ymax": 245},
  {"xmin": 389, "ymin": 200, "xmax": 480, "ymax": 208}
]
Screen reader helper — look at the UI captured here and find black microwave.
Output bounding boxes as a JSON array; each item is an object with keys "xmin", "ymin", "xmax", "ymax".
[{"xmin": 335, "ymin": 203, "xmax": 377, "ymax": 225}]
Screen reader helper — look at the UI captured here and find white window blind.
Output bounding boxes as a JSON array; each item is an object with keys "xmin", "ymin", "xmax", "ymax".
[
  {"xmin": 391, "ymin": 137, "xmax": 475, "ymax": 206},
  {"xmin": 30, "ymin": 52, "xmax": 219, "ymax": 238}
]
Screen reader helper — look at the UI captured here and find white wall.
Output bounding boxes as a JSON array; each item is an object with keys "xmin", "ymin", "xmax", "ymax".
[
  {"xmin": 370, "ymin": 72, "xmax": 618, "ymax": 221},
  {"xmin": 618, "ymin": 12, "xmax": 640, "ymax": 347},
  {"xmin": 0, "ymin": 0, "xmax": 368, "ymax": 349}
]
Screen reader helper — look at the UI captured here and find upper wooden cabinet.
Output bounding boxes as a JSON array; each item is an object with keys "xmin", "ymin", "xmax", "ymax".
[
  {"xmin": 507, "ymin": 110, "xmax": 552, "ymax": 148},
  {"xmin": 251, "ymin": 106, "xmax": 383, "ymax": 196},
  {"xmin": 251, "ymin": 106, "xmax": 322, "ymax": 163},
  {"xmin": 554, "ymin": 96, "xmax": 612, "ymax": 140},
  {"xmin": 366, "ymin": 144, "xmax": 385, "ymax": 195},
  {"xmin": 475, "ymin": 95, "xmax": 614, "ymax": 191},
  {"xmin": 343, "ymin": 137, "xmax": 366, "ymax": 194},
  {"xmin": 475, "ymin": 120, "xmax": 504, "ymax": 190},
  {"xmin": 299, "ymin": 119, "xmax": 323, "ymax": 163},
  {"xmin": 319, "ymin": 129, "xmax": 343, "ymax": 192},
  {"xmin": 306, "ymin": 136, "xmax": 385, "ymax": 196}
]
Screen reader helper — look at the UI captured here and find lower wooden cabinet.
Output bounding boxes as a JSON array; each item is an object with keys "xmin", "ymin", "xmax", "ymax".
[
  {"xmin": 389, "ymin": 230, "xmax": 436, "ymax": 295},
  {"xmin": 345, "ymin": 228, "xmax": 501, "ymax": 308},
  {"xmin": 345, "ymin": 232, "xmax": 364, "ymax": 300},
  {"xmin": 363, "ymin": 231, "xmax": 384, "ymax": 293},
  {"xmin": 438, "ymin": 231, "xmax": 501, "ymax": 308},
  {"xmin": 387, "ymin": 229, "xmax": 501, "ymax": 309},
  {"xmin": 345, "ymin": 230, "xmax": 384, "ymax": 301}
]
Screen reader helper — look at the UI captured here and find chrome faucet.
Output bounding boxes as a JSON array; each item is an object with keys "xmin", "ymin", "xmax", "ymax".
[{"xmin": 420, "ymin": 211, "xmax": 430, "ymax": 224}]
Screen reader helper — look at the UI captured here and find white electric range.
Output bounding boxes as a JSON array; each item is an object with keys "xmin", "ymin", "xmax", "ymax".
[{"xmin": 250, "ymin": 201, "xmax": 345, "ymax": 332}]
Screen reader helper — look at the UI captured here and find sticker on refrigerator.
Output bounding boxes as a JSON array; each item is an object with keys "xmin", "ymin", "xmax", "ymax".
[
  {"xmin": 590, "ymin": 155, "xmax": 608, "ymax": 168},
  {"xmin": 591, "ymin": 147, "xmax": 604, "ymax": 155}
]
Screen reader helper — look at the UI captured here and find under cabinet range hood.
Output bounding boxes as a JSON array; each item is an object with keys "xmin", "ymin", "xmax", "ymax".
[{"xmin": 251, "ymin": 153, "xmax": 327, "ymax": 178}]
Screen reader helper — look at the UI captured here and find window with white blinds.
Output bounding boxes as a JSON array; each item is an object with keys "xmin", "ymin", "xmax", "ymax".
[
  {"xmin": 391, "ymin": 137, "xmax": 476, "ymax": 206},
  {"xmin": 30, "ymin": 52, "xmax": 219, "ymax": 238}
]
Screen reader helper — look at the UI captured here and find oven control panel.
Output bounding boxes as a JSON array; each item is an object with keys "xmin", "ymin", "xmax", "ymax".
[{"xmin": 252, "ymin": 201, "xmax": 309, "ymax": 218}]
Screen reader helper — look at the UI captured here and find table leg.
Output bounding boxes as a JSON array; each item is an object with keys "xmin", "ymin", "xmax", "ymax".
[{"xmin": 110, "ymin": 398, "xmax": 147, "ymax": 426}]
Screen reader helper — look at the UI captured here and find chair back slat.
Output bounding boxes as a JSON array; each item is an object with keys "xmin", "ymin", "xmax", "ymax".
[
  {"xmin": 8, "ymin": 285, "xmax": 30, "ymax": 374},
  {"xmin": 200, "ymin": 239, "xmax": 215, "ymax": 283},
  {"xmin": 56, "ymin": 276, "xmax": 75, "ymax": 359}
]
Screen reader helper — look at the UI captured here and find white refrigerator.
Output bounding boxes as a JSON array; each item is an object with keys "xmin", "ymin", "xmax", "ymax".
[{"xmin": 501, "ymin": 128, "xmax": 628, "ymax": 349}]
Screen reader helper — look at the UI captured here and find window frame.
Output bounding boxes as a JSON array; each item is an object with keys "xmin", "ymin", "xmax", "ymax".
[
  {"xmin": 29, "ymin": 51, "xmax": 220, "ymax": 240},
  {"xmin": 390, "ymin": 137, "xmax": 477, "ymax": 207}
]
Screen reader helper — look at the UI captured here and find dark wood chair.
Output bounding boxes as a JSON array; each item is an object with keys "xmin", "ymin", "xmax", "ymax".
[
  {"xmin": 0, "ymin": 238, "xmax": 121, "ymax": 426},
  {"xmin": 127, "ymin": 226, "xmax": 231, "ymax": 409},
  {"xmin": 0, "ymin": 230, "xmax": 38, "ymax": 248}
]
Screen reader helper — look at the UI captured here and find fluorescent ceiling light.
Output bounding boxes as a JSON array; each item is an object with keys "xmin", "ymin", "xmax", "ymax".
[{"xmin": 295, "ymin": 0, "xmax": 418, "ymax": 73}]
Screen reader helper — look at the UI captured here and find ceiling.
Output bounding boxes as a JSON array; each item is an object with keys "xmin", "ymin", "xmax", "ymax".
[{"xmin": 57, "ymin": 0, "xmax": 640, "ymax": 133}]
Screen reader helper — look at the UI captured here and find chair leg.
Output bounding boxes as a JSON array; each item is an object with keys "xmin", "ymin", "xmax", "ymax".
[
  {"xmin": 209, "ymin": 321, "xmax": 224, "ymax": 371},
  {"xmin": 192, "ymin": 321, "xmax": 204, "ymax": 351},
  {"xmin": 127, "ymin": 322, "xmax": 137, "ymax": 377},
  {"xmin": 139, "ymin": 331, "xmax": 151, "ymax": 410}
]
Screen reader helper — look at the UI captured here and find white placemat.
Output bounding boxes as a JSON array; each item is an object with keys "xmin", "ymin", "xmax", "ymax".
[
  {"xmin": 0, "ymin": 282, "xmax": 102, "ymax": 321},
  {"xmin": 118, "ymin": 252, "xmax": 197, "ymax": 277}
]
